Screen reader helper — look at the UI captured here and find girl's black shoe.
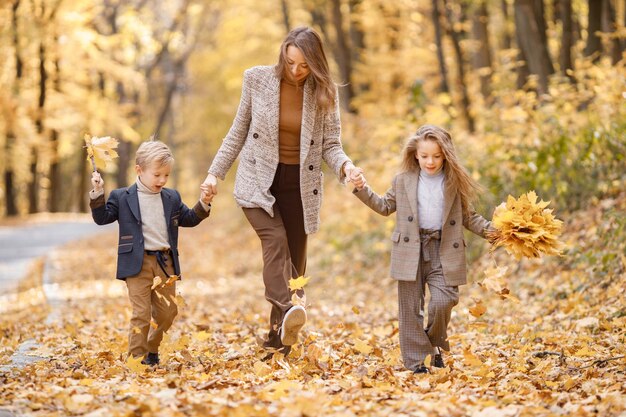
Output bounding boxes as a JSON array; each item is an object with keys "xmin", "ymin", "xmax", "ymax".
[
  {"xmin": 433, "ymin": 353, "xmax": 445, "ymax": 368},
  {"xmin": 413, "ymin": 365, "xmax": 429, "ymax": 374}
]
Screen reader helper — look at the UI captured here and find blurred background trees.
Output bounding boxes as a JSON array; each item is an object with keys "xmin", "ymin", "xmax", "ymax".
[{"xmin": 0, "ymin": 0, "xmax": 624, "ymax": 217}]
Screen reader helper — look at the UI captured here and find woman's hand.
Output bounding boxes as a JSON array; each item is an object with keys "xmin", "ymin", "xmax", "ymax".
[{"xmin": 201, "ymin": 173, "xmax": 218, "ymax": 197}]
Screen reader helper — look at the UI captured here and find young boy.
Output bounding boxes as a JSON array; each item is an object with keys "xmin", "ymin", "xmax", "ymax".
[{"xmin": 89, "ymin": 140, "xmax": 212, "ymax": 366}]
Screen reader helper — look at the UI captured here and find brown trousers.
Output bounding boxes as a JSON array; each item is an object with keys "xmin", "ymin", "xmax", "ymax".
[
  {"xmin": 243, "ymin": 163, "xmax": 307, "ymax": 349},
  {"xmin": 125, "ymin": 252, "xmax": 178, "ymax": 358}
]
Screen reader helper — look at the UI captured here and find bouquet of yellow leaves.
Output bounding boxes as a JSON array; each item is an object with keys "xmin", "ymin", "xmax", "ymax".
[
  {"xmin": 84, "ymin": 134, "xmax": 119, "ymax": 171},
  {"xmin": 487, "ymin": 191, "xmax": 564, "ymax": 260}
]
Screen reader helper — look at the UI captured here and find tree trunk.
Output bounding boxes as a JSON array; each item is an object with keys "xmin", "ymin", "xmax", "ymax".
[
  {"xmin": 584, "ymin": 0, "xmax": 602, "ymax": 61},
  {"xmin": 602, "ymin": 0, "xmax": 622, "ymax": 64},
  {"xmin": 330, "ymin": 0, "xmax": 355, "ymax": 112},
  {"xmin": 500, "ymin": 0, "xmax": 513, "ymax": 49},
  {"xmin": 444, "ymin": 0, "xmax": 475, "ymax": 132},
  {"xmin": 78, "ymin": 148, "xmax": 89, "ymax": 213},
  {"xmin": 470, "ymin": 1, "xmax": 493, "ymax": 99},
  {"xmin": 5, "ymin": 0, "xmax": 21, "ymax": 216},
  {"xmin": 513, "ymin": 0, "xmax": 554, "ymax": 94},
  {"xmin": 432, "ymin": 0, "xmax": 450, "ymax": 93},
  {"xmin": 48, "ymin": 32, "xmax": 62, "ymax": 212},
  {"xmin": 348, "ymin": 0, "xmax": 367, "ymax": 93},
  {"xmin": 30, "ymin": 40, "xmax": 49, "ymax": 214},
  {"xmin": 558, "ymin": 0, "xmax": 575, "ymax": 80},
  {"xmin": 281, "ymin": 0, "xmax": 291, "ymax": 34}
]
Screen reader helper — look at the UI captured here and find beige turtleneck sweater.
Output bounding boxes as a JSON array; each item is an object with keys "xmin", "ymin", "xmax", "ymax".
[{"xmin": 136, "ymin": 177, "xmax": 170, "ymax": 250}]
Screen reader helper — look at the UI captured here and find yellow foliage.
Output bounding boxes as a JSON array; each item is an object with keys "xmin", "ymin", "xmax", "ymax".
[
  {"xmin": 288, "ymin": 276, "xmax": 310, "ymax": 291},
  {"xmin": 488, "ymin": 191, "xmax": 565, "ymax": 260},
  {"xmin": 84, "ymin": 135, "xmax": 119, "ymax": 170}
]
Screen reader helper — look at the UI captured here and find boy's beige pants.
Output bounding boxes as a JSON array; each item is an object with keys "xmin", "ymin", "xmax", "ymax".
[{"xmin": 125, "ymin": 252, "xmax": 178, "ymax": 358}]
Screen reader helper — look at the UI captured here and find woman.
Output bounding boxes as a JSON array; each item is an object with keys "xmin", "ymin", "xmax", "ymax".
[{"xmin": 201, "ymin": 27, "xmax": 362, "ymax": 357}]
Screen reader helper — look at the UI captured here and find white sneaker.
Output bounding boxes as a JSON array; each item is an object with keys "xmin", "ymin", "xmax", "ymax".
[{"xmin": 280, "ymin": 305, "xmax": 307, "ymax": 346}]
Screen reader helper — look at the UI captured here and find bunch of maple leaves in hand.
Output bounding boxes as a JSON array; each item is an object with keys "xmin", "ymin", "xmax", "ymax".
[{"xmin": 487, "ymin": 191, "xmax": 565, "ymax": 260}]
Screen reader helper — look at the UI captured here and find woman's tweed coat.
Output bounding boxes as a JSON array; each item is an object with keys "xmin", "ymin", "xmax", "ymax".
[{"xmin": 208, "ymin": 66, "xmax": 351, "ymax": 234}]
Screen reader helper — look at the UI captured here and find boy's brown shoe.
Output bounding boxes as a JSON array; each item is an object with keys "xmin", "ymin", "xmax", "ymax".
[{"xmin": 141, "ymin": 352, "xmax": 159, "ymax": 366}]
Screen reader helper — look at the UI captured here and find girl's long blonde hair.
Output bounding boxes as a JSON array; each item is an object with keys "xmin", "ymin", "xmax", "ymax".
[
  {"xmin": 275, "ymin": 27, "xmax": 336, "ymax": 113},
  {"xmin": 401, "ymin": 124, "xmax": 483, "ymax": 214}
]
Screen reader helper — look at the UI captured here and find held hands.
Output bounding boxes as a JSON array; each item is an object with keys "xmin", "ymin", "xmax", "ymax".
[
  {"xmin": 200, "ymin": 190, "xmax": 213, "ymax": 205},
  {"xmin": 91, "ymin": 171, "xmax": 104, "ymax": 192},
  {"xmin": 344, "ymin": 163, "xmax": 367, "ymax": 191},
  {"xmin": 200, "ymin": 173, "xmax": 218, "ymax": 196}
]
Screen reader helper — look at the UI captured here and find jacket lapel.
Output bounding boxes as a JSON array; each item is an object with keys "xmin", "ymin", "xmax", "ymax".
[
  {"xmin": 300, "ymin": 77, "xmax": 316, "ymax": 164},
  {"xmin": 161, "ymin": 190, "xmax": 173, "ymax": 225},
  {"xmin": 126, "ymin": 184, "xmax": 141, "ymax": 222},
  {"xmin": 403, "ymin": 171, "xmax": 418, "ymax": 218},
  {"xmin": 266, "ymin": 72, "xmax": 281, "ymax": 154}
]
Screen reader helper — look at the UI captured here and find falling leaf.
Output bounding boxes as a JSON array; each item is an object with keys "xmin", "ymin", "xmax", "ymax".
[
  {"xmin": 424, "ymin": 354, "xmax": 432, "ymax": 367},
  {"xmin": 150, "ymin": 319, "xmax": 158, "ymax": 330},
  {"xmin": 84, "ymin": 135, "xmax": 119, "ymax": 170},
  {"xmin": 288, "ymin": 276, "xmax": 310, "ymax": 291},
  {"xmin": 174, "ymin": 294, "xmax": 186, "ymax": 307},
  {"xmin": 469, "ymin": 300, "xmax": 487, "ymax": 318},
  {"xmin": 352, "ymin": 306, "xmax": 360, "ymax": 314}
]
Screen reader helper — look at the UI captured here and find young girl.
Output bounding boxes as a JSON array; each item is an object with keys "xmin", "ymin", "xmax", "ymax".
[{"xmin": 352, "ymin": 124, "xmax": 493, "ymax": 373}]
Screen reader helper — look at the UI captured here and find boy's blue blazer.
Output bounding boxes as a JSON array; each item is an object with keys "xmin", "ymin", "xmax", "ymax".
[{"xmin": 90, "ymin": 184, "xmax": 210, "ymax": 280}]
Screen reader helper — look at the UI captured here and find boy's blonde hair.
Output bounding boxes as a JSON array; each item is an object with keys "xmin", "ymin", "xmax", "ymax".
[
  {"xmin": 135, "ymin": 141, "xmax": 174, "ymax": 168},
  {"xmin": 401, "ymin": 124, "xmax": 483, "ymax": 214}
]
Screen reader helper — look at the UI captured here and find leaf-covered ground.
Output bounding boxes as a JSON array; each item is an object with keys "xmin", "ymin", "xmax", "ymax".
[{"xmin": 0, "ymin": 190, "xmax": 624, "ymax": 417}]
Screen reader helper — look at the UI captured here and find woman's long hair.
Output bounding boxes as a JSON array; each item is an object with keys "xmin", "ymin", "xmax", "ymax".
[
  {"xmin": 401, "ymin": 124, "xmax": 483, "ymax": 214},
  {"xmin": 275, "ymin": 27, "xmax": 336, "ymax": 113}
]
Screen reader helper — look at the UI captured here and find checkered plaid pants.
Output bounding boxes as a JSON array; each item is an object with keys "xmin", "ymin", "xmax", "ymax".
[{"xmin": 397, "ymin": 237, "xmax": 459, "ymax": 371}]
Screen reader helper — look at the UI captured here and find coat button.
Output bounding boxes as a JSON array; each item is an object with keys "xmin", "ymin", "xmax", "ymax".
[
  {"xmin": 309, "ymin": 165, "xmax": 314, "ymax": 171},
  {"xmin": 251, "ymin": 158, "xmax": 256, "ymax": 164},
  {"xmin": 450, "ymin": 220, "xmax": 456, "ymax": 225},
  {"xmin": 310, "ymin": 140, "xmax": 314, "ymax": 145},
  {"xmin": 404, "ymin": 236, "xmax": 410, "ymax": 242},
  {"xmin": 253, "ymin": 133, "xmax": 259, "ymax": 138},
  {"xmin": 313, "ymin": 189, "xmax": 318, "ymax": 195},
  {"xmin": 453, "ymin": 242, "xmax": 459, "ymax": 248},
  {"xmin": 408, "ymin": 216, "xmax": 413, "ymax": 222}
]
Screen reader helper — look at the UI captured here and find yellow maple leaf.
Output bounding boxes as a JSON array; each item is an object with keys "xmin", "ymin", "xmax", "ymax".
[
  {"xmin": 253, "ymin": 360, "xmax": 272, "ymax": 377},
  {"xmin": 288, "ymin": 276, "xmax": 310, "ymax": 291},
  {"xmin": 84, "ymin": 135, "xmax": 119, "ymax": 170},
  {"xmin": 424, "ymin": 354, "xmax": 432, "ymax": 367},
  {"xmin": 126, "ymin": 355, "xmax": 148, "ymax": 373},
  {"xmin": 354, "ymin": 339, "xmax": 373, "ymax": 355},
  {"xmin": 193, "ymin": 330, "xmax": 211, "ymax": 341},
  {"xmin": 469, "ymin": 300, "xmax": 487, "ymax": 318},
  {"xmin": 151, "ymin": 276, "xmax": 163, "ymax": 290},
  {"xmin": 164, "ymin": 275, "xmax": 179, "ymax": 286}
]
